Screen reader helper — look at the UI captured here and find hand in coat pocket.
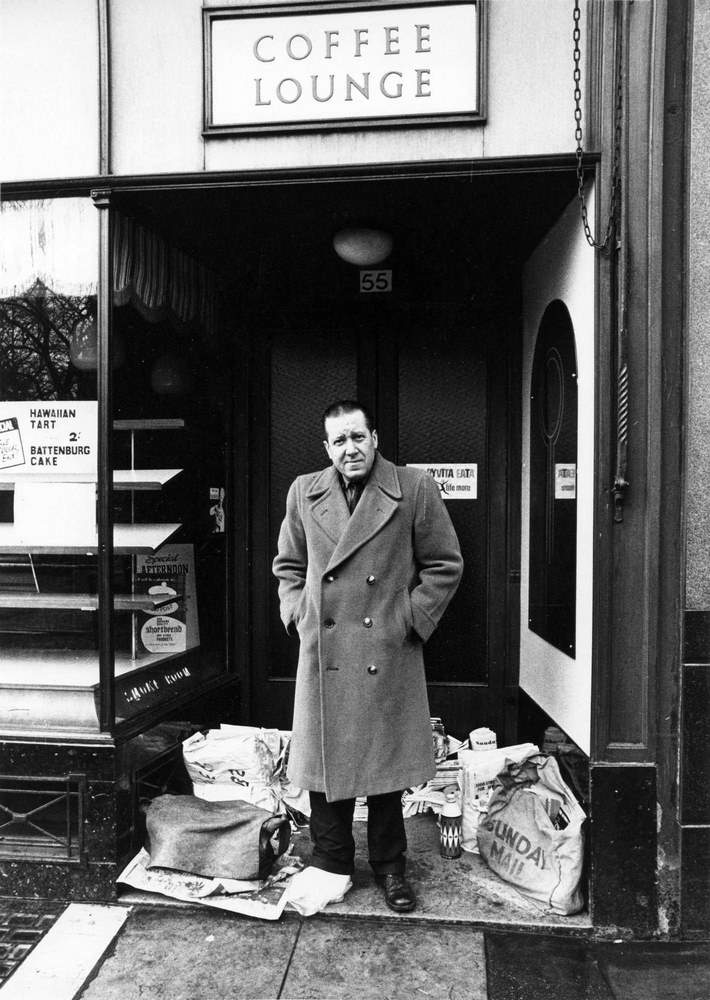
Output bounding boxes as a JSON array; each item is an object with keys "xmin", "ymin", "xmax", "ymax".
[
  {"xmin": 290, "ymin": 589, "xmax": 308, "ymax": 634},
  {"xmin": 398, "ymin": 587, "xmax": 416, "ymax": 642}
]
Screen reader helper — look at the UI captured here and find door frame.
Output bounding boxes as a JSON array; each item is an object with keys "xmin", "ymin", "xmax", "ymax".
[
  {"xmin": 226, "ymin": 161, "xmax": 581, "ymax": 740},
  {"xmin": 3, "ymin": 155, "xmax": 590, "ymax": 740}
]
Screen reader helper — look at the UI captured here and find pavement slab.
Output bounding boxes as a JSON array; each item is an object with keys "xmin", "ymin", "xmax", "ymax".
[
  {"xmin": 595, "ymin": 942, "xmax": 710, "ymax": 1000},
  {"xmin": 484, "ymin": 932, "xmax": 614, "ymax": 1000},
  {"xmin": 78, "ymin": 905, "xmax": 300, "ymax": 1000},
  {"xmin": 281, "ymin": 917, "xmax": 487, "ymax": 1000},
  {"xmin": 1, "ymin": 903, "xmax": 129, "ymax": 1000}
]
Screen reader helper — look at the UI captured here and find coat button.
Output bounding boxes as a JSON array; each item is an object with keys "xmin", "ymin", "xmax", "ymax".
[
  {"xmin": 363, "ymin": 617, "xmax": 373, "ymax": 627},
  {"xmin": 366, "ymin": 575, "xmax": 376, "ymax": 585},
  {"xmin": 367, "ymin": 664, "xmax": 378, "ymax": 675},
  {"xmin": 325, "ymin": 574, "xmax": 335, "ymax": 583},
  {"xmin": 323, "ymin": 618, "xmax": 336, "ymax": 629}
]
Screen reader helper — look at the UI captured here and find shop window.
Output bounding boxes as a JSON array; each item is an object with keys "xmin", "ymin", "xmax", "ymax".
[
  {"xmin": 528, "ymin": 300, "xmax": 578, "ymax": 657},
  {"xmin": 110, "ymin": 302, "xmax": 230, "ymax": 724},
  {"xmin": 0, "ymin": 198, "xmax": 231, "ymax": 733},
  {"xmin": 107, "ymin": 211, "xmax": 228, "ymax": 727},
  {"xmin": 0, "ymin": 198, "xmax": 101, "ymax": 731}
]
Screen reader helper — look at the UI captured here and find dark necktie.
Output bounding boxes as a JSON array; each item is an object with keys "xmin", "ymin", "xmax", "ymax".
[{"xmin": 345, "ymin": 482, "xmax": 361, "ymax": 515}]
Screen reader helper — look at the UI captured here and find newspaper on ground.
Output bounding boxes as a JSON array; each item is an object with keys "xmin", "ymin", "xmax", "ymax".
[{"xmin": 117, "ymin": 847, "xmax": 303, "ymax": 920}]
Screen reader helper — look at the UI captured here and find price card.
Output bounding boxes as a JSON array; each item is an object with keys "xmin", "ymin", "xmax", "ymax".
[
  {"xmin": 0, "ymin": 417, "xmax": 25, "ymax": 470},
  {"xmin": 0, "ymin": 401, "xmax": 97, "ymax": 475}
]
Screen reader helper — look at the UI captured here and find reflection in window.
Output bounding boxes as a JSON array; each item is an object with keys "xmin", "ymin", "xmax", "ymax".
[
  {"xmin": 0, "ymin": 197, "xmax": 100, "ymax": 731},
  {"xmin": 528, "ymin": 300, "xmax": 578, "ymax": 657},
  {"xmin": 0, "ymin": 282, "xmax": 93, "ymax": 401}
]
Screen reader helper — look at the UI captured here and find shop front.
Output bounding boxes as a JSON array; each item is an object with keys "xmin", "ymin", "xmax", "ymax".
[{"xmin": 0, "ymin": 0, "xmax": 698, "ymax": 937}]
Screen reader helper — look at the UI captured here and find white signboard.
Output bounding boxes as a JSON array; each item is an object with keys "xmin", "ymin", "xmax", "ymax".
[
  {"xmin": 0, "ymin": 401, "xmax": 97, "ymax": 474},
  {"xmin": 555, "ymin": 463, "xmax": 577, "ymax": 500},
  {"xmin": 206, "ymin": 2, "xmax": 480, "ymax": 131},
  {"xmin": 408, "ymin": 463, "xmax": 477, "ymax": 499}
]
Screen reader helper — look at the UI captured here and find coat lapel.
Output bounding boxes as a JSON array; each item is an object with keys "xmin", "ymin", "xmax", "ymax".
[
  {"xmin": 306, "ymin": 467, "xmax": 350, "ymax": 546},
  {"xmin": 324, "ymin": 454, "xmax": 402, "ymax": 573}
]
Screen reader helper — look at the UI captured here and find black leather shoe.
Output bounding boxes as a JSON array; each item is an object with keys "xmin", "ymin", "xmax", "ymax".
[{"xmin": 375, "ymin": 873, "xmax": 416, "ymax": 913}]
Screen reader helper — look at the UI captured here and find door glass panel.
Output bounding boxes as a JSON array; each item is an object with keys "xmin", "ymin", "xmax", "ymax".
[
  {"xmin": 398, "ymin": 318, "xmax": 488, "ymax": 683},
  {"xmin": 528, "ymin": 300, "xmax": 578, "ymax": 657},
  {"xmin": 269, "ymin": 327, "xmax": 357, "ymax": 678},
  {"xmin": 110, "ymin": 301, "xmax": 230, "ymax": 724}
]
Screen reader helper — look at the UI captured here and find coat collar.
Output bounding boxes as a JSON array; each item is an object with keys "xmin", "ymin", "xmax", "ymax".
[
  {"xmin": 306, "ymin": 454, "xmax": 402, "ymax": 570},
  {"xmin": 305, "ymin": 452, "xmax": 402, "ymax": 501}
]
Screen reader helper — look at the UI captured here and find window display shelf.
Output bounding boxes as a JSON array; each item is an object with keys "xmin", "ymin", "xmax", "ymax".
[
  {"xmin": 0, "ymin": 646, "xmax": 196, "ymax": 685},
  {"xmin": 114, "ymin": 469, "xmax": 182, "ymax": 490},
  {"xmin": 0, "ymin": 522, "xmax": 182, "ymax": 554},
  {"xmin": 0, "ymin": 645, "xmax": 200, "ymax": 734},
  {"xmin": 113, "ymin": 418, "xmax": 185, "ymax": 431},
  {"xmin": 0, "ymin": 592, "xmax": 175, "ymax": 612},
  {"xmin": 0, "ymin": 469, "xmax": 183, "ymax": 491}
]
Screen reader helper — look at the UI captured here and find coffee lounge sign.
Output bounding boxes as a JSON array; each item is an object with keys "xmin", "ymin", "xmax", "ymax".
[{"xmin": 204, "ymin": 1, "xmax": 483, "ymax": 133}]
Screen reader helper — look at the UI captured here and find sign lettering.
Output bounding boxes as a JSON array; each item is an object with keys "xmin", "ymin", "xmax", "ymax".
[
  {"xmin": 205, "ymin": 2, "xmax": 481, "ymax": 132},
  {"xmin": 407, "ymin": 462, "xmax": 478, "ymax": 499}
]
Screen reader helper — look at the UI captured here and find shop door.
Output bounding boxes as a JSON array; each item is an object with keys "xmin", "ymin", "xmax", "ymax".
[{"xmin": 249, "ymin": 299, "xmax": 516, "ymax": 742}]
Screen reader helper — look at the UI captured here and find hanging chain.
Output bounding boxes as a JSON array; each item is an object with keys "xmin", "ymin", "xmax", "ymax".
[{"xmin": 573, "ymin": 0, "xmax": 623, "ymax": 252}]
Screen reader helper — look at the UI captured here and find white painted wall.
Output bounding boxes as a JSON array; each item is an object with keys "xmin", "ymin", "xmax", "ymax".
[
  {"xmin": 110, "ymin": 0, "xmax": 205, "ymax": 175},
  {"xmin": 1, "ymin": 0, "xmax": 587, "ymax": 181},
  {"xmin": 0, "ymin": 0, "xmax": 99, "ymax": 182},
  {"xmin": 520, "ymin": 191, "xmax": 595, "ymax": 754}
]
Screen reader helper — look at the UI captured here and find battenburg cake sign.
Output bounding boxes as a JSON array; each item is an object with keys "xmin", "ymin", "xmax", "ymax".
[{"xmin": 205, "ymin": 1, "xmax": 481, "ymax": 132}]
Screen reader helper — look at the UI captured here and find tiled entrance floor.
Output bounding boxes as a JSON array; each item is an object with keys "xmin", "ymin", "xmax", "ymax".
[{"xmin": 120, "ymin": 813, "xmax": 591, "ymax": 931}]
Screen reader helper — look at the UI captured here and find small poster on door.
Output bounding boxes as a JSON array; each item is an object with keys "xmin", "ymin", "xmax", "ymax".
[
  {"xmin": 407, "ymin": 463, "xmax": 478, "ymax": 499},
  {"xmin": 135, "ymin": 544, "xmax": 200, "ymax": 656},
  {"xmin": 555, "ymin": 463, "xmax": 577, "ymax": 500},
  {"xmin": 209, "ymin": 487, "xmax": 225, "ymax": 533}
]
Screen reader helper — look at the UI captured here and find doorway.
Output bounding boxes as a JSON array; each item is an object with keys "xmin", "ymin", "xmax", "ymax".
[
  {"xmin": 250, "ymin": 297, "xmax": 512, "ymax": 739},
  {"xmin": 116, "ymin": 164, "xmax": 580, "ymax": 745}
]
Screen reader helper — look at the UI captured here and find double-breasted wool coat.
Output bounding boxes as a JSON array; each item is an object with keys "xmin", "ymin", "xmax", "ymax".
[{"xmin": 273, "ymin": 452, "xmax": 463, "ymax": 802}]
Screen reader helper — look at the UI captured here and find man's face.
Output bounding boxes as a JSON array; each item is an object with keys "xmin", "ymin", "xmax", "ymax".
[{"xmin": 324, "ymin": 410, "xmax": 378, "ymax": 483}]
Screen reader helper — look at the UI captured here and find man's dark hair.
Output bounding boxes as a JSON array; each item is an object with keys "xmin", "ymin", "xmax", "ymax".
[{"xmin": 322, "ymin": 400, "xmax": 375, "ymax": 436}]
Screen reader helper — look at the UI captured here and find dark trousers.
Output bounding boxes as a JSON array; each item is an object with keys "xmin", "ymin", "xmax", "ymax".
[{"xmin": 308, "ymin": 790, "xmax": 407, "ymax": 877}]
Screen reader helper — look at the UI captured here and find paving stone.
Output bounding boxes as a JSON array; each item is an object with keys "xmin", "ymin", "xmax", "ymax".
[
  {"xmin": 1, "ymin": 903, "xmax": 129, "ymax": 1000},
  {"xmin": 484, "ymin": 932, "xmax": 613, "ymax": 1000},
  {"xmin": 79, "ymin": 905, "xmax": 300, "ymax": 1000},
  {"xmin": 596, "ymin": 943, "xmax": 710, "ymax": 1000},
  {"xmin": 281, "ymin": 918, "xmax": 487, "ymax": 1000}
]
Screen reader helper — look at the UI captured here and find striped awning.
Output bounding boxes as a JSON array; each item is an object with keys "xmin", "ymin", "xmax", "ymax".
[{"xmin": 113, "ymin": 212, "xmax": 217, "ymax": 337}]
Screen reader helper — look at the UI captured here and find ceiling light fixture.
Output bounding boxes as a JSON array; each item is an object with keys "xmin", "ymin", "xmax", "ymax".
[{"xmin": 332, "ymin": 227, "xmax": 393, "ymax": 267}]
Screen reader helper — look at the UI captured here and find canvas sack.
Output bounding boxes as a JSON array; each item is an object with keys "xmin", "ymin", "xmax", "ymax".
[
  {"xmin": 477, "ymin": 753, "xmax": 586, "ymax": 915},
  {"xmin": 144, "ymin": 794, "xmax": 291, "ymax": 881},
  {"xmin": 458, "ymin": 742, "xmax": 538, "ymax": 852}
]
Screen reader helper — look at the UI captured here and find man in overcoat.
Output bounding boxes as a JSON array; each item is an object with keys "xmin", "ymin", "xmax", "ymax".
[{"xmin": 273, "ymin": 400, "xmax": 463, "ymax": 912}]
